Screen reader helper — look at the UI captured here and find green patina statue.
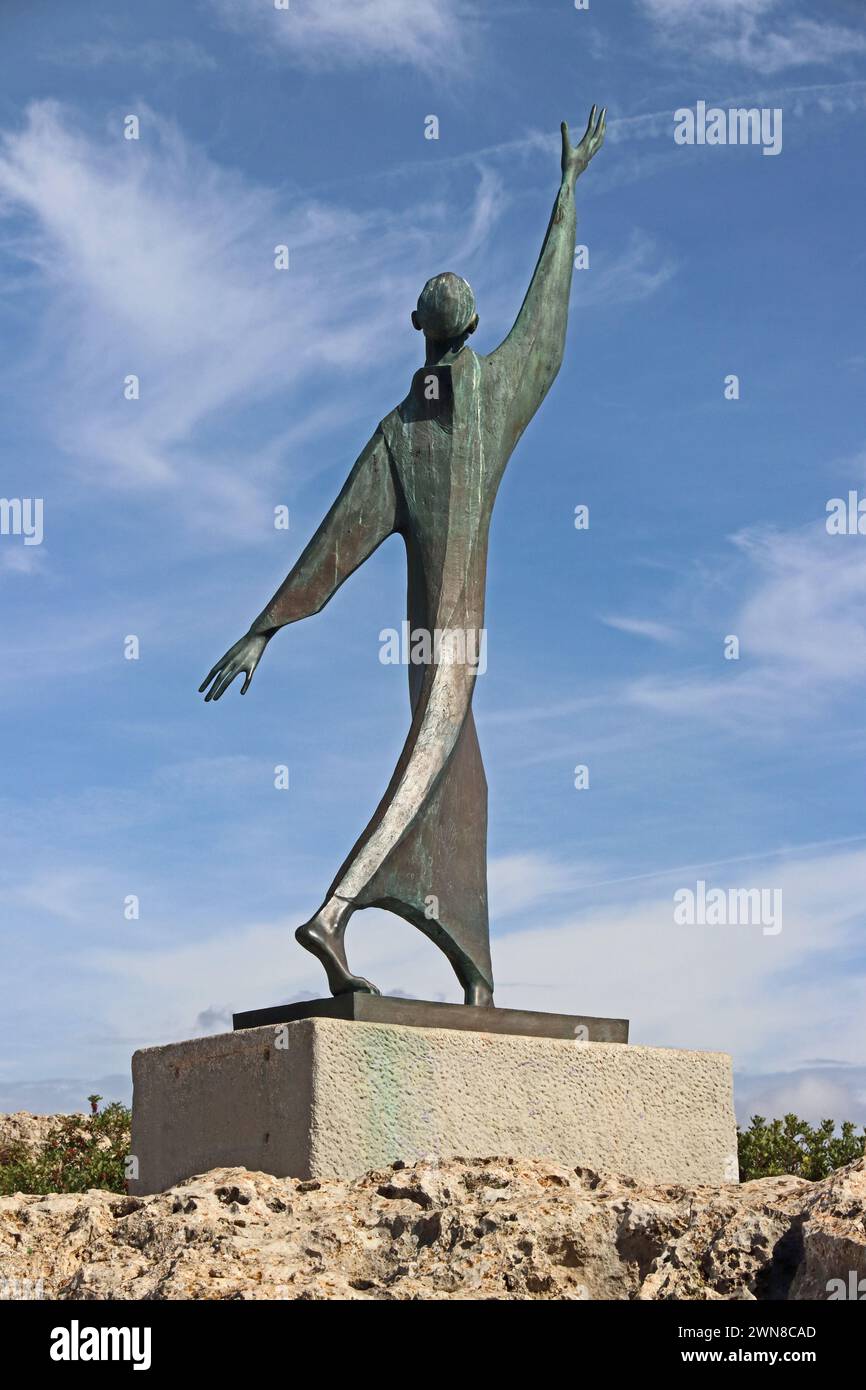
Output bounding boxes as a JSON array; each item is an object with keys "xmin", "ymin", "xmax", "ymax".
[{"xmin": 200, "ymin": 105, "xmax": 607, "ymax": 1006}]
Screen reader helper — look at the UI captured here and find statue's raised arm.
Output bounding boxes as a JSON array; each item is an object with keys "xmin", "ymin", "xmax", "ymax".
[{"xmin": 488, "ymin": 104, "xmax": 606, "ymax": 435}]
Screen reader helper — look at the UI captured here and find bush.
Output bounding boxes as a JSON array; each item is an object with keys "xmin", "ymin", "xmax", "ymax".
[
  {"xmin": 0, "ymin": 1098, "xmax": 131, "ymax": 1195},
  {"xmin": 737, "ymin": 1113, "xmax": 866, "ymax": 1182}
]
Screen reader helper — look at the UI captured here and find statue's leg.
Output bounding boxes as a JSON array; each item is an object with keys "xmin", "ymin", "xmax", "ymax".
[
  {"xmin": 461, "ymin": 974, "xmax": 494, "ymax": 1008},
  {"xmin": 295, "ymin": 896, "xmax": 380, "ymax": 996},
  {"xmin": 353, "ymin": 711, "xmax": 495, "ymax": 1006},
  {"xmin": 306, "ymin": 660, "xmax": 493, "ymax": 1004},
  {"xmin": 369, "ymin": 897, "xmax": 493, "ymax": 1005},
  {"xmin": 422, "ymin": 709, "xmax": 493, "ymax": 1005}
]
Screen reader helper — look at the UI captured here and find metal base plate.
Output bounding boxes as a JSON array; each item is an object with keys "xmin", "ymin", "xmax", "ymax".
[{"xmin": 233, "ymin": 994, "xmax": 629, "ymax": 1043}]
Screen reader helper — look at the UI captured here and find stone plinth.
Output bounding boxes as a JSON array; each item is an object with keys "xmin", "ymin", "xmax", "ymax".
[{"xmin": 130, "ymin": 1015, "xmax": 737, "ymax": 1195}]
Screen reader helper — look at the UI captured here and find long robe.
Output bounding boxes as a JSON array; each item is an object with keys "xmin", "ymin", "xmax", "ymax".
[{"xmin": 250, "ymin": 181, "xmax": 577, "ymax": 991}]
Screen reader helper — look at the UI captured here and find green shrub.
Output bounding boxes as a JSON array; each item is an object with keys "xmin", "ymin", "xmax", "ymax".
[
  {"xmin": 737, "ymin": 1113, "xmax": 865, "ymax": 1182},
  {"xmin": 0, "ymin": 1098, "xmax": 131, "ymax": 1195}
]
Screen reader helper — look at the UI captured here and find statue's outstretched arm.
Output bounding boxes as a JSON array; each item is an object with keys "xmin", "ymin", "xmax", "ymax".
[
  {"xmin": 490, "ymin": 105, "xmax": 605, "ymax": 429},
  {"xmin": 249, "ymin": 429, "xmax": 397, "ymax": 634},
  {"xmin": 199, "ymin": 429, "xmax": 398, "ymax": 701}
]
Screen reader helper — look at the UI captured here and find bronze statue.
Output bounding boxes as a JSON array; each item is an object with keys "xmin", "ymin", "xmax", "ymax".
[{"xmin": 200, "ymin": 106, "xmax": 606, "ymax": 1006}]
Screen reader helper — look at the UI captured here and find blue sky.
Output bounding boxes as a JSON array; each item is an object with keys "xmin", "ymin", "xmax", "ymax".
[{"xmin": 0, "ymin": 0, "xmax": 864, "ymax": 1127}]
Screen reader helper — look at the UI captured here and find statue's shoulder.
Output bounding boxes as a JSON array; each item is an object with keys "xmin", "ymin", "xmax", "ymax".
[
  {"xmin": 454, "ymin": 346, "xmax": 483, "ymax": 376},
  {"xmin": 458, "ymin": 346, "xmax": 500, "ymax": 394},
  {"xmin": 435, "ymin": 347, "xmax": 487, "ymax": 394},
  {"xmin": 377, "ymin": 403, "xmax": 405, "ymax": 454},
  {"xmin": 469, "ymin": 344, "xmax": 500, "ymax": 368},
  {"xmin": 382, "ymin": 349, "xmax": 490, "ymax": 442}
]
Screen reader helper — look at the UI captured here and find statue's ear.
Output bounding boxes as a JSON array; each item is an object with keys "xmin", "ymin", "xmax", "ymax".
[
  {"xmin": 411, "ymin": 310, "xmax": 421, "ymax": 331},
  {"xmin": 466, "ymin": 314, "xmax": 479, "ymax": 337}
]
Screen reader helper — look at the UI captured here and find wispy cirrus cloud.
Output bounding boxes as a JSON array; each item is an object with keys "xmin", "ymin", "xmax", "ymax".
[
  {"xmin": 627, "ymin": 514, "xmax": 866, "ymax": 726},
  {"xmin": 639, "ymin": 0, "xmax": 866, "ymax": 76},
  {"xmin": 42, "ymin": 37, "xmax": 217, "ymax": 71},
  {"xmin": 574, "ymin": 228, "xmax": 676, "ymax": 308},
  {"xmin": 209, "ymin": 0, "xmax": 478, "ymax": 73},
  {"xmin": 0, "ymin": 101, "xmax": 504, "ymax": 538},
  {"xmin": 484, "ymin": 482, "xmax": 866, "ymax": 744},
  {"xmin": 601, "ymin": 615, "xmax": 680, "ymax": 645}
]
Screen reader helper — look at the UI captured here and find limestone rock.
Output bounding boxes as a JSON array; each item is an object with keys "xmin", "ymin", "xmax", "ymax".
[
  {"xmin": 788, "ymin": 1158, "xmax": 866, "ymax": 1299},
  {"xmin": 0, "ymin": 1112, "xmax": 81, "ymax": 1155},
  {"xmin": 0, "ymin": 1154, "xmax": 862, "ymax": 1300}
]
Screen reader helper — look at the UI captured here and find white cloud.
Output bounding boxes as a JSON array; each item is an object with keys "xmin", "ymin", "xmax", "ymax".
[
  {"xmin": 209, "ymin": 0, "xmax": 475, "ymax": 73},
  {"xmin": 602, "ymin": 615, "xmax": 679, "ymax": 645},
  {"xmin": 491, "ymin": 844, "xmax": 866, "ymax": 1079},
  {"xmin": 43, "ymin": 38, "xmax": 217, "ymax": 71},
  {"xmin": 736, "ymin": 1066, "xmax": 866, "ymax": 1127},
  {"xmin": 0, "ymin": 102, "xmax": 503, "ymax": 539},
  {"xmin": 640, "ymin": 0, "xmax": 866, "ymax": 75},
  {"xmin": 0, "ymin": 546, "xmax": 46, "ymax": 576},
  {"xmin": 14, "ymin": 869, "xmax": 107, "ymax": 926},
  {"xmin": 575, "ymin": 228, "xmax": 676, "ymax": 308},
  {"xmin": 488, "ymin": 852, "xmax": 597, "ymax": 921},
  {"xmin": 0, "ymin": 611, "xmax": 141, "ymax": 696},
  {"xmin": 627, "ymin": 517, "xmax": 866, "ymax": 726},
  {"xmin": 152, "ymin": 755, "xmax": 263, "ymax": 794},
  {"xmin": 736, "ymin": 525, "xmax": 866, "ymax": 680}
]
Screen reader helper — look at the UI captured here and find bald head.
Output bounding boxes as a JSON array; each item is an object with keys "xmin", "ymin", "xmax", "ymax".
[{"xmin": 412, "ymin": 272, "xmax": 478, "ymax": 343}]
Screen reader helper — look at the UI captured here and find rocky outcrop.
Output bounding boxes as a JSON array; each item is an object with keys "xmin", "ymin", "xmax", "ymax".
[
  {"xmin": 0, "ymin": 1112, "xmax": 80, "ymax": 1155},
  {"xmin": 787, "ymin": 1158, "xmax": 866, "ymax": 1299},
  {"xmin": 0, "ymin": 1155, "xmax": 863, "ymax": 1300}
]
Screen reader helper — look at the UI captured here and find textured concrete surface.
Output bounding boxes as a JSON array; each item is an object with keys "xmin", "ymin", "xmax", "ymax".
[{"xmin": 130, "ymin": 1019, "xmax": 737, "ymax": 1195}]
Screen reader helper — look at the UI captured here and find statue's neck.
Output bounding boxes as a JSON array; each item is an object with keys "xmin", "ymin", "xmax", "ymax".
[{"xmin": 424, "ymin": 339, "xmax": 467, "ymax": 367}]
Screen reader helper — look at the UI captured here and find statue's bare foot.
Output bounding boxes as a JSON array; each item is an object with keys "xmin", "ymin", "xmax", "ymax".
[
  {"xmin": 295, "ymin": 898, "xmax": 380, "ymax": 997},
  {"xmin": 464, "ymin": 979, "xmax": 494, "ymax": 1007}
]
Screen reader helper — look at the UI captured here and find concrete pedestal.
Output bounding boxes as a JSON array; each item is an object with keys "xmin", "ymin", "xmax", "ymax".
[{"xmin": 130, "ymin": 1015, "xmax": 738, "ymax": 1194}]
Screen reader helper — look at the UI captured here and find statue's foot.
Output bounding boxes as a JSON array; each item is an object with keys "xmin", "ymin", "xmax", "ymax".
[
  {"xmin": 464, "ymin": 980, "xmax": 494, "ymax": 1007},
  {"xmin": 295, "ymin": 898, "xmax": 380, "ymax": 997}
]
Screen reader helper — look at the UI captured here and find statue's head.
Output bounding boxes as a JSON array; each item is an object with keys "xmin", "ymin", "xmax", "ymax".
[{"xmin": 412, "ymin": 272, "xmax": 478, "ymax": 344}]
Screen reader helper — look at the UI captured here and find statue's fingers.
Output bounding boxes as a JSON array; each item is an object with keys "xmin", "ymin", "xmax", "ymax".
[
  {"xmin": 199, "ymin": 662, "xmax": 223, "ymax": 692},
  {"xmin": 209, "ymin": 679, "xmax": 231, "ymax": 703},
  {"xmin": 241, "ymin": 667, "xmax": 254, "ymax": 695},
  {"xmin": 206, "ymin": 665, "xmax": 238, "ymax": 701},
  {"xmin": 584, "ymin": 105, "xmax": 597, "ymax": 139},
  {"xmin": 596, "ymin": 107, "xmax": 607, "ymax": 139},
  {"xmin": 215, "ymin": 668, "xmax": 244, "ymax": 700}
]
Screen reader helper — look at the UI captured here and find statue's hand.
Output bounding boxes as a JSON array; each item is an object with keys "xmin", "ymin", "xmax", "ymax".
[
  {"xmin": 561, "ymin": 104, "xmax": 606, "ymax": 188},
  {"xmin": 199, "ymin": 631, "xmax": 269, "ymax": 701}
]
